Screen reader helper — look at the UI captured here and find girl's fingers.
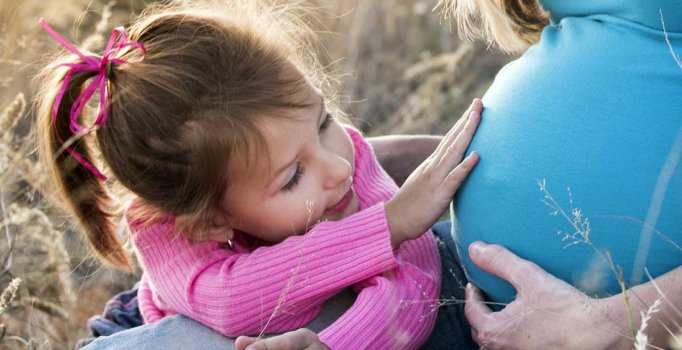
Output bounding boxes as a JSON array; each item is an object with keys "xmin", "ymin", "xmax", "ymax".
[
  {"xmin": 448, "ymin": 98, "xmax": 482, "ymax": 140},
  {"xmin": 241, "ymin": 329, "xmax": 322, "ymax": 350},
  {"xmin": 433, "ymin": 99, "xmax": 481, "ymax": 158},
  {"xmin": 235, "ymin": 336, "xmax": 257, "ymax": 350},
  {"xmin": 444, "ymin": 152, "xmax": 479, "ymax": 189},
  {"xmin": 437, "ymin": 106, "xmax": 481, "ymax": 169}
]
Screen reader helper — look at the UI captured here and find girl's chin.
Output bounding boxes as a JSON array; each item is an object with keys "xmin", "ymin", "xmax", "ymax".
[{"xmin": 323, "ymin": 195, "xmax": 359, "ymax": 222}]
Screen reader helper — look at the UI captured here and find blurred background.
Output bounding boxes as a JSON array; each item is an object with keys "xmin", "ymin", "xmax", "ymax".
[{"xmin": 0, "ymin": 0, "xmax": 512, "ymax": 348}]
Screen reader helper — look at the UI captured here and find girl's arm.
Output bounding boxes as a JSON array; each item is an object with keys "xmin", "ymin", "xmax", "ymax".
[
  {"xmin": 136, "ymin": 100, "xmax": 482, "ymax": 340},
  {"xmin": 305, "ymin": 111, "xmax": 480, "ymax": 349},
  {"xmin": 132, "ymin": 205, "xmax": 398, "ymax": 337},
  {"xmin": 234, "ymin": 232, "xmax": 442, "ymax": 350},
  {"xmin": 368, "ymin": 135, "xmax": 442, "ymax": 186},
  {"xmin": 318, "ymin": 230, "xmax": 441, "ymax": 349}
]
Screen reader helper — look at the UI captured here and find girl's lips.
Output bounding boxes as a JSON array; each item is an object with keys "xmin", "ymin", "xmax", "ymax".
[{"xmin": 326, "ymin": 187, "xmax": 354, "ymax": 214}]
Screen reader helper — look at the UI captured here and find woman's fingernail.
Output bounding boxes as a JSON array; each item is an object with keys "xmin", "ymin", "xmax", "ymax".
[{"xmin": 469, "ymin": 241, "xmax": 483, "ymax": 257}]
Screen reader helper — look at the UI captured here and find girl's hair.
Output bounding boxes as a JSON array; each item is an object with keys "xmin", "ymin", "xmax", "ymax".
[
  {"xmin": 438, "ymin": 0, "xmax": 549, "ymax": 53},
  {"xmin": 35, "ymin": 1, "xmax": 332, "ymax": 272}
]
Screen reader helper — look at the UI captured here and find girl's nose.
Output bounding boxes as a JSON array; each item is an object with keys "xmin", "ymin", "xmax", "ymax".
[{"xmin": 322, "ymin": 153, "xmax": 352, "ymax": 190}]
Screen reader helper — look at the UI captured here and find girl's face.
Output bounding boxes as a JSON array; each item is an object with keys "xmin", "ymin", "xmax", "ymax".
[{"xmin": 216, "ymin": 84, "xmax": 358, "ymax": 243}]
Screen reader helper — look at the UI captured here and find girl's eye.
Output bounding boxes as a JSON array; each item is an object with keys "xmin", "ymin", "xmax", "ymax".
[
  {"xmin": 282, "ymin": 164, "xmax": 305, "ymax": 192},
  {"xmin": 319, "ymin": 112, "xmax": 334, "ymax": 132}
]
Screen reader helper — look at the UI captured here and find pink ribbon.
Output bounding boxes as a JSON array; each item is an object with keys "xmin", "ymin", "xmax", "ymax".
[{"xmin": 40, "ymin": 18, "xmax": 146, "ymax": 180}]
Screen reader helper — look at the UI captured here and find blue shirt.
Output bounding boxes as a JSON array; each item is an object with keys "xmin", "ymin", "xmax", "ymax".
[{"xmin": 453, "ymin": 0, "xmax": 682, "ymax": 305}]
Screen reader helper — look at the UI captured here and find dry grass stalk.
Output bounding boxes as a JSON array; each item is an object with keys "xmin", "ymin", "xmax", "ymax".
[
  {"xmin": 0, "ymin": 93, "xmax": 25, "ymax": 139},
  {"xmin": 0, "ymin": 277, "xmax": 21, "ymax": 314},
  {"xmin": 18, "ymin": 297, "xmax": 69, "ymax": 320},
  {"xmin": 634, "ymin": 298, "xmax": 663, "ymax": 350},
  {"xmin": 256, "ymin": 200, "xmax": 316, "ymax": 339},
  {"xmin": 539, "ymin": 179, "xmax": 640, "ymax": 336},
  {"xmin": 661, "ymin": 9, "xmax": 682, "ymax": 70},
  {"xmin": 5, "ymin": 205, "xmax": 76, "ymax": 308},
  {"xmin": 671, "ymin": 328, "xmax": 682, "ymax": 350}
]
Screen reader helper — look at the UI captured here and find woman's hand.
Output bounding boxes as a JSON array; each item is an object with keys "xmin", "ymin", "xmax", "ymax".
[
  {"xmin": 385, "ymin": 99, "xmax": 482, "ymax": 248},
  {"xmin": 464, "ymin": 241, "xmax": 631, "ymax": 350},
  {"xmin": 235, "ymin": 329, "xmax": 329, "ymax": 350}
]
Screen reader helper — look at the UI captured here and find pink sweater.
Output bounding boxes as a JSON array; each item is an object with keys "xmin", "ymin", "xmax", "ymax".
[{"xmin": 129, "ymin": 127, "xmax": 441, "ymax": 349}]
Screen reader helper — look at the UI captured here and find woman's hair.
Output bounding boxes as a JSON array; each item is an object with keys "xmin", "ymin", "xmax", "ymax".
[
  {"xmin": 34, "ymin": 0, "xmax": 333, "ymax": 271},
  {"xmin": 438, "ymin": 0, "xmax": 549, "ymax": 53}
]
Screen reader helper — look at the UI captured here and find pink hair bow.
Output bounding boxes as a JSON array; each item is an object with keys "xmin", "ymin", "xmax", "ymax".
[{"xmin": 40, "ymin": 18, "xmax": 146, "ymax": 180}]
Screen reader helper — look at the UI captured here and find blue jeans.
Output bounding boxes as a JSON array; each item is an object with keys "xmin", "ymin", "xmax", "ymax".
[
  {"xmin": 82, "ymin": 221, "xmax": 476, "ymax": 349},
  {"xmin": 421, "ymin": 221, "xmax": 477, "ymax": 350}
]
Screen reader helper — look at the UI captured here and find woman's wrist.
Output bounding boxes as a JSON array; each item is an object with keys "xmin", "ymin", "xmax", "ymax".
[
  {"xmin": 599, "ymin": 295, "xmax": 635, "ymax": 349},
  {"xmin": 600, "ymin": 271, "xmax": 682, "ymax": 350}
]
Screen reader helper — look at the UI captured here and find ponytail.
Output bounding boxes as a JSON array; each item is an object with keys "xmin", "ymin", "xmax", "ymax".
[{"xmin": 35, "ymin": 45, "xmax": 134, "ymax": 273}]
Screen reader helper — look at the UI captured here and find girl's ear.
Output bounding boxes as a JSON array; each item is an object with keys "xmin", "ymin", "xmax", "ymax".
[
  {"xmin": 204, "ymin": 225, "xmax": 234, "ymax": 243},
  {"xmin": 207, "ymin": 208, "xmax": 234, "ymax": 243}
]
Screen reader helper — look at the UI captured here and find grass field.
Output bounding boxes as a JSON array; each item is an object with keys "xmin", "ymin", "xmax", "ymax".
[{"xmin": 0, "ymin": 0, "xmax": 511, "ymax": 348}]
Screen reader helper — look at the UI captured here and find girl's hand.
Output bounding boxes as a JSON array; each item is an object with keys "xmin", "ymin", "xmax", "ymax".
[
  {"xmin": 464, "ymin": 241, "xmax": 629, "ymax": 350},
  {"xmin": 385, "ymin": 99, "xmax": 482, "ymax": 248},
  {"xmin": 369, "ymin": 134, "xmax": 442, "ymax": 187},
  {"xmin": 235, "ymin": 329, "xmax": 329, "ymax": 350}
]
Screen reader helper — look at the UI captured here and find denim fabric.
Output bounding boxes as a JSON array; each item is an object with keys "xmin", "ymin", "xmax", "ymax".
[
  {"xmin": 76, "ymin": 287, "xmax": 143, "ymax": 348},
  {"xmin": 420, "ymin": 221, "xmax": 477, "ymax": 350},
  {"xmin": 81, "ymin": 313, "xmax": 236, "ymax": 350},
  {"xmin": 80, "ymin": 289, "xmax": 355, "ymax": 350}
]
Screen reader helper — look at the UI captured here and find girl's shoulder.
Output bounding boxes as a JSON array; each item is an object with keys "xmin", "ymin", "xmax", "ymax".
[
  {"xmin": 343, "ymin": 124, "xmax": 372, "ymax": 158},
  {"xmin": 343, "ymin": 124, "xmax": 363, "ymax": 142}
]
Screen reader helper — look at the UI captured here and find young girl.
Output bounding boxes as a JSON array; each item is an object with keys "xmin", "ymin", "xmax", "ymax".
[{"xmin": 36, "ymin": 1, "xmax": 480, "ymax": 349}]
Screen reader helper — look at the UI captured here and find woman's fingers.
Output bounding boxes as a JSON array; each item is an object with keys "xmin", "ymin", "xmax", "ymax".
[
  {"xmin": 468, "ymin": 241, "xmax": 552, "ymax": 294},
  {"xmin": 464, "ymin": 283, "xmax": 494, "ymax": 346},
  {"xmin": 464, "ymin": 242, "xmax": 629, "ymax": 349}
]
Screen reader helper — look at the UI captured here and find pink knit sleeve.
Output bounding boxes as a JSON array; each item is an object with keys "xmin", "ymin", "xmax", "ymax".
[
  {"xmin": 131, "ymin": 203, "xmax": 397, "ymax": 337},
  {"xmin": 317, "ymin": 230, "xmax": 441, "ymax": 349},
  {"xmin": 137, "ymin": 273, "xmax": 171, "ymax": 323},
  {"xmin": 315, "ymin": 126, "xmax": 441, "ymax": 349}
]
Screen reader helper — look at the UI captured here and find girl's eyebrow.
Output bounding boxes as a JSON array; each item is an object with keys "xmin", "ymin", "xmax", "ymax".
[{"xmin": 270, "ymin": 95, "xmax": 325, "ymax": 182}]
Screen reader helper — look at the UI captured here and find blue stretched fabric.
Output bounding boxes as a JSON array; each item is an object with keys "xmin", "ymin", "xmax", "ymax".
[{"xmin": 452, "ymin": 0, "xmax": 682, "ymax": 306}]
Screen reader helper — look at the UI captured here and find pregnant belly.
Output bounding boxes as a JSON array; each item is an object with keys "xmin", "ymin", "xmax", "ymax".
[{"xmin": 452, "ymin": 17, "xmax": 682, "ymax": 305}]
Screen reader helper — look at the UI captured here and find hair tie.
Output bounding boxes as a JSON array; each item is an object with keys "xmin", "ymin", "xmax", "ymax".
[{"xmin": 40, "ymin": 18, "xmax": 146, "ymax": 180}]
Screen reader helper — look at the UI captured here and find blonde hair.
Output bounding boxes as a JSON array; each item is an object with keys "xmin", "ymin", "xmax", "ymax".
[
  {"xmin": 437, "ymin": 0, "xmax": 549, "ymax": 53},
  {"xmin": 34, "ymin": 1, "xmax": 333, "ymax": 271}
]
